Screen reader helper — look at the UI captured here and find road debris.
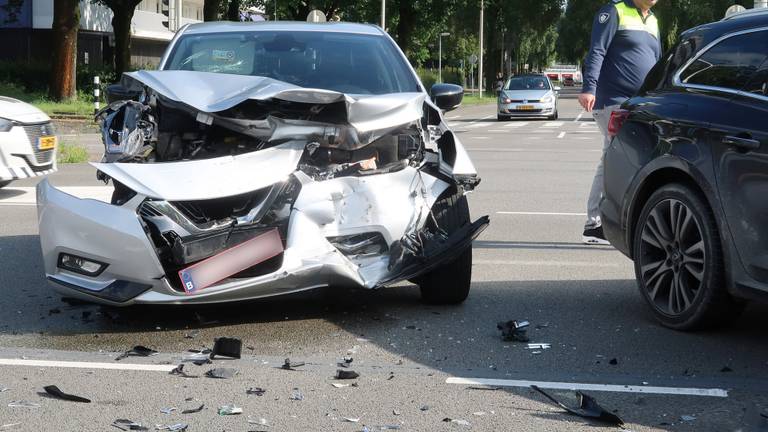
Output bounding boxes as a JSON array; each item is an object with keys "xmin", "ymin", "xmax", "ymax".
[
  {"xmin": 212, "ymin": 337, "xmax": 242, "ymax": 359},
  {"xmin": 336, "ymin": 369, "xmax": 360, "ymax": 380},
  {"xmin": 181, "ymin": 404, "xmax": 204, "ymax": 414},
  {"xmin": 7, "ymin": 401, "xmax": 40, "ymax": 408},
  {"xmin": 332, "ymin": 383, "xmax": 352, "ymax": 388},
  {"xmin": 497, "ymin": 320, "xmax": 530, "ymax": 342},
  {"xmin": 246, "ymin": 387, "xmax": 266, "ymax": 396},
  {"xmin": 290, "ymin": 388, "xmax": 304, "ymax": 401},
  {"xmin": 680, "ymin": 415, "xmax": 696, "ymax": 422},
  {"xmin": 154, "ymin": 423, "xmax": 188, "ymax": 431},
  {"xmin": 282, "ymin": 358, "xmax": 305, "ymax": 370},
  {"xmin": 247, "ymin": 416, "xmax": 269, "ymax": 426},
  {"xmin": 182, "ymin": 351, "xmax": 211, "ymax": 365},
  {"xmin": 205, "ymin": 368, "xmax": 237, "ymax": 379},
  {"xmin": 43, "ymin": 385, "xmax": 90, "ymax": 403},
  {"xmin": 217, "ymin": 404, "xmax": 243, "ymax": 415},
  {"xmin": 115, "ymin": 345, "xmax": 157, "ymax": 361},
  {"xmin": 0, "ymin": 423, "xmax": 21, "ymax": 431},
  {"xmin": 111, "ymin": 419, "xmax": 149, "ymax": 431},
  {"xmin": 160, "ymin": 407, "xmax": 177, "ymax": 414},
  {"xmin": 338, "ymin": 356, "xmax": 354, "ymax": 368},
  {"xmin": 526, "ymin": 343, "xmax": 551, "ymax": 350},
  {"xmin": 343, "ymin": 417, "xmax": 361, "ymax": 423},
  {"xmin": 183, "ymin": 330, "xmax": 199, "ymax": 339},
  {"xmin": 420, "ymin": 405, "xmax": 430, "ymax": 412},
  {"xmin": 531, "ymin": 385, "xmax": 624, "ymax": 426},
  {"xmin": 169, "ymin": 364, "xmax": 198, "ymax": 378},
  {"xmin": 393, "ymin": 409, "xmax": 401, "ymax": 416},
  {"xmin": 721, "ymin": 366, "xmax": 733, "ymax": 373},
  {"xmin": 0, "ymin": 387, "xmax": 9, "ymax": 392},
  {"xmin": 443, "ymin": 418, "xmax": 471, "ymax": 426},
  {"xmin": 609, "ymin": 358, "xmax": 618, "ymax": 365}
]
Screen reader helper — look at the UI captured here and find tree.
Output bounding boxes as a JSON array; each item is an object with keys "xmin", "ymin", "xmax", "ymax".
[
  {"xmin": 49, "ymin": 0, "xmax": 80, "ymax": 101},
  {"xmin": 95, "ymin": 0, "xmax": 142, "ymax": 77},
  {"xmin": 204, "ymin": 0, "xmax": 223, "ymax": 20}
]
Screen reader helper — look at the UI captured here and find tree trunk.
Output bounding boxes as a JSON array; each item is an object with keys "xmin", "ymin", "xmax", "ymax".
[
  {"xmin": 226, "ymin": 0, "xmax": 240, "ymax": 21},
  {"xmin": 203, "ymin": 0, "xmax": 222, "ymax": 21},
  {"xmin": 49, "ymin": 0, "xmax": 80, "ymax": 101},
  {"xmin": 111, "ymin": 4, "xmax": 135, "ymax": 77},
  {"xmin": 396, "ymin": 0, "xmax": 415, "ymax": 58}
]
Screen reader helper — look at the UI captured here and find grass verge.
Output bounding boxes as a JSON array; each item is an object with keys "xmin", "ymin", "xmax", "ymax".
[
  {"xmin": 0, "ymin": 82, "xmax": 94, "ymax": 117},
  {"xmin": 57, "ymin": 141, "xmax": 90, "ymax": 164},
  {"xmin": 462, "ymin": 94, "xmax": 497, "ymax": 106}
]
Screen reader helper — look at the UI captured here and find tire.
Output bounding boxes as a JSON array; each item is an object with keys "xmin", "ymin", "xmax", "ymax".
[
  {"xmin": 497, "ymin": 114, "xmax": 507, "ymax": 121},
  {"xmin": 633, "ymin": 183, "xmax": 743, "ymax": 330},
  {"xmin": 0, "ymin": 180, "xmax": 11, "ymax": 189},
  {"xmin": 548, "ymin": 110, "xmax": 559, "ymax": 120},
  {"xmin": 418, "ymin": 187, "xmax": 473, "ymax": 305}
]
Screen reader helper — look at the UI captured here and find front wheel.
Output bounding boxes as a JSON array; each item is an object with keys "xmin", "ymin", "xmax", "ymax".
[
  {"xmin": 418, "ymin": 188, "xmax": 473, "ymax": 305},
  {"xmin": 633, "ymin": 183, "xmax": 743, "ymax": 330},
  {"xmin": 0, "ymin": 180, "xmax": 11, "ymax": 189}
]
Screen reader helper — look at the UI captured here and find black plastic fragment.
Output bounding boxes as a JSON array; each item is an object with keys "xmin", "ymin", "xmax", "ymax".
[
  {"xmin": 111, "ymin": 419, "xmax": 149, "ymax": 431},
  {"xmin": 281, "ymin": 358, "xmax": 305, "ymax": 370},
  {"xmin": 43, "ymin": 385, "xmax": 91, "ymax": 403},
  {"xmin": 609, "ymin": 358, "xmax": 618, "ymax": 366},
  {"xmin": 721, "ymin": 366, "xmax": 733, "ymax": 373},
  {"xmin": 530, "ymin": 385, "xmax": 624, "ymax": 426},
  {"xmin": 246, "ymin": 387, "xmax": 266, "ymax": 396},
  {"xmin": 205, "ymin": 368, "xmax": 236, "ymax": 379},
  {"xmin": 115, "ymin": 345, "xmax": 157, "ymax": 361},
  {"xmin": 169, "ymin": 364, "xmax": 199, "ymax": 378},
  {"xmin": 497, "ymin": 320, "xmax": 530, "ymax": 342},
  {"xmin": 212, "ymin": 337, "xmax": 242, "ymax": 359},
  {"xmin": 181, "ymin": 404, "xmax": 204, "ymax": 414},
  {"xmin": 335, "ymin": 369, "xmax": 360, "ymax": 380}
]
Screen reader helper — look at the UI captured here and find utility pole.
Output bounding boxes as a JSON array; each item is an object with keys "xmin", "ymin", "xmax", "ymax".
[
  {"xmin": 381, "ymin": 0, "xmax": 385, "ymax": 29},
  {"xmin": 274, "ymin": 0, "xmax": 277, "ymax": 20},
  {"xmin": 439, "ymin": 32, "xmax": 450, "ymax": 83},
  {"xmin": 478, "ymin": 0, "xmax": 484, "ymax": 96}
]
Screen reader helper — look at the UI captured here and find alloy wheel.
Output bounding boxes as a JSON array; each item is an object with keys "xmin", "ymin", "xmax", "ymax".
[{"xmin": 638, "ymin": 199, "xmax": 706, "ymax": 316}]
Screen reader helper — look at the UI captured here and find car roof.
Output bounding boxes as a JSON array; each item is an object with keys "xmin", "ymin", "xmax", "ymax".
[
  {"xmin": 181, "ymin": 21, "xmax": 386, "ymax": 36},
  {"xmin": 681, "ymin": 10, "xmax": 768, "ymax": 46}
]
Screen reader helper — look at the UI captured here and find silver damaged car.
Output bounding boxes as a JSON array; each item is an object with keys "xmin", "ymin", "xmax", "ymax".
[{"xmin": 36, "ymin": 22, "xmax": 488, "ymax": 306}]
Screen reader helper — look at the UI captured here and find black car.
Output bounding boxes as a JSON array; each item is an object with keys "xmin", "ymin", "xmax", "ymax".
[{"xmin": 601, "ymin": 9, "xmax": 768, "ymax": 330}]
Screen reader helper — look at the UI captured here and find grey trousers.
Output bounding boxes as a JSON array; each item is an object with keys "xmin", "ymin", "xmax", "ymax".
[{"xmin": 585, "ymin": 104, "xmax": 621, "ymax": 230}]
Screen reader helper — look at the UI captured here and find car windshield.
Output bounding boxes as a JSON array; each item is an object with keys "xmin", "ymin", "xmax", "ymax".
[
  {"xmin": 505, "ymin": 76, "xmax": 550, "ymax": 90},
  {"xmin": 164, "ymin": 31, "xmax": 420, "ymax": 95}
]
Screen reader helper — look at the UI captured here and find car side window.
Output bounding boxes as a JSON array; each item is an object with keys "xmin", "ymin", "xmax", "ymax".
[
  {"xmin": 743, "ymin": 59, "xmax": 768, "ymax": 97},
  {"xmin": 679, "ymin": 30, "xmax": 768, "ymax": 92}
]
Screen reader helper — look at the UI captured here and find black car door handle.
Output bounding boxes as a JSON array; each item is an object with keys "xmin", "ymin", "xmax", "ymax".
[{"xmin": 723, "ymin": 135, "xmax": 761, "ymax": 151}]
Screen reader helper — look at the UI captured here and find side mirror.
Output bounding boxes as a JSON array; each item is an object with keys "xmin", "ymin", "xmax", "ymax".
[
  {"xmin": 105, "ymin": 84, "xmax": 142, "ymax": 104},
  {"xmin": 430, "ymin": 83, "xmax": 464, "ymax": 112}
]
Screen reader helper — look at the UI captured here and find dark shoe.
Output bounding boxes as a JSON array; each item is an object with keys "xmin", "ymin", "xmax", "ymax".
[{"xmin": 582, "ymin": 226, "xmax": 610, "ymax": 245}]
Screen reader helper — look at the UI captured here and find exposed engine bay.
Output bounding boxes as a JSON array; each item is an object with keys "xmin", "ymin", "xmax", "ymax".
[{"xmin": 37, "ymin": 70, "xmax": 487, "ymax": 305}]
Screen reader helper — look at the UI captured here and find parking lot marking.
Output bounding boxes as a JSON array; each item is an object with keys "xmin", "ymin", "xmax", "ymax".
[
  {"xmin": 497, "ymin": 211, "xmax": 586, "ymax": 216},
  {"xmin": 0, "ymin": 358, "xmax": 177, "ymax": 372},
  {"xmin": 557, "ymin": 132, "xmax": 566, "ymax": 139},
  {"xmin": 445, "ymin": 377, "xmax": 728, "ymax": 397}
]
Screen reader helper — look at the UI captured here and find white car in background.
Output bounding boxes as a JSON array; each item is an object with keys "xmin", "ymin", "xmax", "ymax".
[{"xmin": 0, "ymin": 96, "xmax": 57, "ymax": 188}]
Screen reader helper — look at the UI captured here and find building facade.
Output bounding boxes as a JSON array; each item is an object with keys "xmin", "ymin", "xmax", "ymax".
[{"xmin": 0, "ymin": 0, "xmax": 202, "ymax": 68}]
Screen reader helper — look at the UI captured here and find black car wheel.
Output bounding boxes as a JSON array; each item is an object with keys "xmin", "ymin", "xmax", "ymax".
[
  {"xmin": 418, "ymin": 187, "xmax": 473, "ymax": 305},
  {"xmin": 497, "ymin": 114, "xmax": 507, "ymax": 121},
  {"xmin": 0, "ymin": 180, "xmax": 11, "ymax": 189},
  {"xmin": 633, "ymin": 183, "xmax": 742, "ymax": 330}
]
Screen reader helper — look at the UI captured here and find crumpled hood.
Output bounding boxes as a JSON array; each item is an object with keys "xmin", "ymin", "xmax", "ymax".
[{"xmin": 123, "ymin": 70, "xmax": 426, "ymax": 134}]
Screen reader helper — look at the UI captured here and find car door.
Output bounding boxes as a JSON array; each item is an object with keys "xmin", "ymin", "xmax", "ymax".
[{"xmin": 678, "ymin": 28, "xmax": 768, "ymax": 283}]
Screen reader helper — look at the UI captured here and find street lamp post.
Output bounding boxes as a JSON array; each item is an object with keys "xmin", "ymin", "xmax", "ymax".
[
  {"xmin": 381, "ymin": 0, "xmax": 385, "ymax": 29},
  {"xmin": 439, "ymin": 32, "xmax": 450, "ymax": 83},
  {"xmin": 479, "ymin": 0, "xmax": 484, "ymax": 96},
  {"xmin": 274, "ymin": 0, "xmax": 277, "ymax": 20}
]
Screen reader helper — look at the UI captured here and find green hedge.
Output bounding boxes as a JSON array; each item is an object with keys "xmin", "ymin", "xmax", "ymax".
[
  {"xmin": 416, "ymin": 67, "xmax": 465, "ymax": 91},
  {"xmin": 0, "ymin": 61, "xmax": 118, "ymax": 94}
]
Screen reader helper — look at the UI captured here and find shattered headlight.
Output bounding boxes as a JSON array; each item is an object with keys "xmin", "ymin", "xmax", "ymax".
[{"xmin": 97, "ymin": 100, "xmax": 155, "ymax": 161}]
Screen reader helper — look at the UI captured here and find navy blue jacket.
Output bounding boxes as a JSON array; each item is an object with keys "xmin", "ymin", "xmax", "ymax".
[{"xmin": 582, "ymin": 0, "xmax": 662, "ymax": 109}]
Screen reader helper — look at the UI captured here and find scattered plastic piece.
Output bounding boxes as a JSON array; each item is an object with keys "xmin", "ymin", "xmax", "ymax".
[
  {"xmin": 420, "ymin": 405, "xmax": 430, "ymax": 411},
  {"xmin": 466, "ymin": 386, "xmax": 502, "ymax": 391},
  {"xmin": 393, "ymin": 409, "xmax": 401, "ymax": 416},
  {"xmin": 112, "ymin": 419, "xmax": 149, "ymax": 431},
  {"xmin": 247, "ymin": 416, "xmax": 269, "ymax": 426},
  {"xmin": 680, "ymin": 415, "xmax": 696, "ymax": 422},
  {"xmin": 338, "ymin": 356, "xmax": 354, "ymax": 368},
  {"xmin": 181, "ymin": 404, "xmax": 204, "ymax": 414},
  {"xmin": 343, "ymin": 417, "xmax": 360, "ymax": 423},
  {"xmin": 375, "ymin": 426, "xmax": 401, "ymax": 430},
  {"xmin": 154, "ymin": 424, "xmax": 188, "ymax": 431},
  {"xmin": 609, "ymin": 358, "xmax": 618, "ymax": 366},
  {"xmin": 721, "ymin": 366, "xmax": 733, "ymax": 373},
  {"xmin": 290, "ymin": 388, "xmax": 304, "ymax": 401},
  {"xmin": 443, "ymin": 418, "xmax": 471, "ymax": 426},
  {"xmin": 526, "ymin": 343, "xmax": 551, "ymax": 350},
  {"xmin": 497, "ymin": 320, "xmax": 530, "ymax": 342},
  {"xmin": 473, "ymin": 412, "xmax": 486, "ymax": 416},
  {"xmin": 205, "ymin": 368, "xmax": 236, "ymax": 379},
  {"xmin": 282, "ymin": 358, "xmax": 305, "ymax": 370},
  {"xmin": 169, "ymin": 364, "xmax": 198, "ymax": 378},
  {"xmin": 332, "ymin": 383, "xmax": 351, "ymax": 388},
  {"xmin": 336, "ymin": 369, "xmax": 360, "ymax": 380},
  {"xmin": 0, "ymin": 387, "xmax": 8, "ymax": 393},
  {"xmin": 116, "ymin": 346, "xmax": 157, "ymax": 361},
  {"xmin": 530, "ymin": 385, "xmax": 624, "ymax": 426},
  {"xmin": 212, "ymin": 337, "xmax": 242, "ymax": 359},
  {"xmin": 43, "ymin": 385, "xmax": 91, "ymax": 403},
  {"xmin": 7, "ymin": 401, "xmax": 40, "ymax": 408},
  {"xmin": 181, "ymin": 352, "xmax": 211, "ymax": 365},
  {"xmin": 217, "ymin": 404, "xmax": 243, "ymax": 415},
  {"xmin": 184, "ymin": 330, "xmax": 199, "ymax": 339},
  {"xmin": 0, "ymin": 423, "xmax": 21, "ymax": 431},
  {"xmin": 246, "ymin": 387, "xmax": 266, "ymax": 396},
  {"xmin": 160, "ymin": 407, "xmax": 176, "ymax": 414}
]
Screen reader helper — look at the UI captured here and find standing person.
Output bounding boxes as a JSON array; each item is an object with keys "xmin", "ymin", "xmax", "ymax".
[
  {"xmin": 580, "ymin": 0, "xmax": 661, "ymax": 245},
  {"xmin": 495, "ymin": 72, "xmax": 505, "ymax": 93}
]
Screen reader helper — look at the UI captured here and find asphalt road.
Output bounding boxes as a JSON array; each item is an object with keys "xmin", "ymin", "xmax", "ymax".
[{"xmin": 0, "ymin": 91, "xmax": 766, "ymax": 431}]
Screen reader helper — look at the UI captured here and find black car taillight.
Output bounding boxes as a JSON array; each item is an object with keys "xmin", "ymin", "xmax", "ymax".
[{"xmin": 608, "ymin": 110, "xmax": 630, "ymax": 138}]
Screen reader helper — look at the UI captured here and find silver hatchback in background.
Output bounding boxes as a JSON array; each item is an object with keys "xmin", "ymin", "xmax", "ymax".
[{"xmin": 497, "ymin": 74, "xmax": 560, "ymax": 121}]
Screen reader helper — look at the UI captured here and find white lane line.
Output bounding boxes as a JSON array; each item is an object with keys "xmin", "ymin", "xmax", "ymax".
[
  {"xmin": 0, "ymin": 358, "xmax": 176, "ymax": 372},
  {"xmin": 543, "ymin": 122, "xmax": 564, "ymax": 128},
  {"xmin": 497, "ymin": 211, "xmax": 586, "ymax": 216},
  {"xmin": 445, "ymin": 377, "xmax": 728, "ymax": 398},
  {"xmin": 488, "ymin": 129, "xmax": 507, "ymax": 133},
  {"xmin": 574, "ymin": 111, "xmax": 584, "ymax": 122},
  {"xmin": 504, "ymin": 122, "xmax": 529, "ymax": 128},
  {"xmin": 0, "ymin": 186, "xmax": 112, "ymax": 206},
  {"xmin": 474, "ymin": 260, "xmax": 622, "ymax": 267},
  {"xmin": 557, "ymin": 132, "xmax": 566, "ymax": 139},
  {"xmin": 473, "ymin": 137, "xmax": 489, "ymax": 140},
  {"xmin": 468, "ymin": 148, "xmax": 600, "ymax": 153}
]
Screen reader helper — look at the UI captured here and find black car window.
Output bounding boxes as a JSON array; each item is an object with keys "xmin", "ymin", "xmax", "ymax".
[
  {"xmin": 679, "ymin": 30, "xmax": 768, "ymax": 92},
  {"xmin": 743, "ymin": 58, "xmax": 768, "ymax": 97}
]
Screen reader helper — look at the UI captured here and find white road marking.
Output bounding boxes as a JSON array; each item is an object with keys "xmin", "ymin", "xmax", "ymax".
[
  {"xmin": 580, "ymin": 122, "xmax": 597, "ymax": 128},
  {"xmin": 473, "ymin": 137, "xmax": 489, "ymax": 140},
  {"xmin": 504, "ymin": 122, "xmax": 529, "ymax": 128},
  {"xmin": 497, "ymin": 211, "xmax": 586, "ymax": 216},
  {"xmin": 543, "ymin": 122, "xmax": 563, "ymax": 128},
  {"xmin": 468, "ymin": 148, "xmax": 600, "ymax": 153},
  {"xmin": 487, "ymin": 129, "xmax": 507, "ymax": 133},
  {"xmin": 557, "ymin": 132, "xmax": 566, "ymax": 139},
  {"xmin": 474, "ymin": 260, "xmax": 622, "ymax": 267},
  {"xmin": 574, "ymin": 111, "xmax": 584, "ymax": 122},
  {"xmin": 0, "ymin": 358, "xmax": 177, "ymax": 372},
  {"xmin": 0, "ymin": 186, "xmax": 112, "ymax": 206},
  {"xmin": 445, "ymin": 377, "xmax": 728, "ymax": 398}
]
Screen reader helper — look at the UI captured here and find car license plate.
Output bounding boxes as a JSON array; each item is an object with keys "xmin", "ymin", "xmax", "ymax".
[
  {"xmin": 516, "ymin": 105, "xmax": 535, "ymax": 111},
  {"xmin": 178, "ymin": 228, "xmax": 284, "ymax": 294},
  {"xmin": 38, "ymin": 136, "xmax": 57, "ymax": 151}
]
